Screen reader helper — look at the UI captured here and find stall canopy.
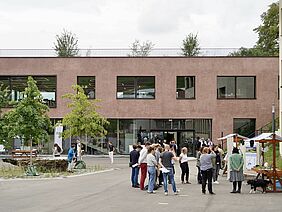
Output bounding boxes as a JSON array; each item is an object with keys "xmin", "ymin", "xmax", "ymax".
[
  {"xmin": 218, "ymin": 133, "xmax": 248, "ymax": 141},
  {"xmin": 245, "ymin": 133, "xmax": 282, "ymax": 142}
]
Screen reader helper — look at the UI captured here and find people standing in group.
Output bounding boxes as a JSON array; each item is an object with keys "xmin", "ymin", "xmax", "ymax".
[
  {"xmin": 138, "ymin": 142, "xmax": 151, "ymax": 190},
  {"xmin": 153, "ymin": 144, "xmax": 162, "ymax": 187},
  {"xmin": 229, "ymin": 147, "xmax": 244, "ymax": 194},
  {"xmin": 170, "ymin": 140, "xmax": 178, "ymax": 155},
  {"xmin": 212, "ymin": 145, "xmax": 222, "ymax": 184},
  {"xmin": 130, "ymin": 144, "xmax": 140, "ymax": 188},
  {"xmin": 146, "ymin": 146, "xmax": 158, "ymax": 194},
  {"xmin": 179, "ymin": 147, "xmax": 191, "ymax": 184},
  {"xmin": 67, "ymin": 144, "xmax": 76, "ymax": 172},
  {"xmin": 200, "ymin": 147, "xmax": 216, "ymax": 195},
  {"xmin": 196, "ymin": 147, "xmax": 203, "ymax": 184},
  {"xmin": 159, "ymin": 144, "xmax": 179, "ymax": 196},
  {"xmin": 108, "ymin": 141, "xmax": 115, "ymax": 164},
  {"xmin": 156, "ymin": 145, "xmax": 164, "ymax": 186},
  {"xmin": 207, "ymin": 138, "xmax": 213, "ymax": 147}
]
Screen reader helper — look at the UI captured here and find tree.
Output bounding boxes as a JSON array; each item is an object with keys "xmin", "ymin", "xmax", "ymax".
[
  {"xmin": 254, "ymin": 2, "xmax": 279, "ymax": 56},
  {"xmin": 4, "ymin": 77, "xmax": 52, "ymax": 164},
  {"xmin": 229, "ymin": 47, "xmax": 267, "ymax": 56},
  {"xmin": 62, "ymin": 85, "xmax": 109, "ymax": 146},
  {"xmin": 181, "ymin": 33, "xmax": 200, "ymax": 56},
  {"xmin": 0, "ymin": 84, "xmax": 11, "ymax": 148},
  {"xmin": 128, "ymin": 40, "xmax": 155, "ymax": 57},
  {"xmin": 0, "ymin": 84, "xmax": 10, "ymax": 118},
  {"xmin": 54, "ymin": 29, "xmax": 79, "ymax": 57},
  {"xmin": 230, "ymin": 2, "xmax": 278, "ymax": 56}
]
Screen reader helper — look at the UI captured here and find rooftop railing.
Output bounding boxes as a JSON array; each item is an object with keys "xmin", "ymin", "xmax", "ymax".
[{"xmin": 0, "ymin": 48, "xmax": 240, "ymax": 57}]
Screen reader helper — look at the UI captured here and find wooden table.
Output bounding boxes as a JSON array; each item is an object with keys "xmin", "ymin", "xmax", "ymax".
[
  {"xmin": 252, "ymin": 167, "xmax": 282, "ymax": 192},
  {"xmin": 12, "ymin": 150, "xmax": 38, "ymax": 158}
]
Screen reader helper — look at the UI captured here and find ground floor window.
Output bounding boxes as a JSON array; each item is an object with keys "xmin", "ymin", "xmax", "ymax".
[
  {"xmin": 103, "ymin": 119, "xmax": 212, "ymax": 155},
  {"xmin": 233, "ymin": 118, "xmax": 256, "ymax": 138}
]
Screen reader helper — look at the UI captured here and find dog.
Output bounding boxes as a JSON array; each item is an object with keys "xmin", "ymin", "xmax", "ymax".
[{"xmin": 247, "ymin": 179, "xmax": 272, "ymax": 193}]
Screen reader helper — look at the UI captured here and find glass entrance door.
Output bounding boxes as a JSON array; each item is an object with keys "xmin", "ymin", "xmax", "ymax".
[
  {"xmin": 150, "ymin": 130, "xmax": 195, "ymax": 157},
  {"xmin": 177, "ymin": 131, "xmax": 195, "ymax": 157}
]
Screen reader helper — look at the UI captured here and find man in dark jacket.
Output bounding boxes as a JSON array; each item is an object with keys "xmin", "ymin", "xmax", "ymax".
[{"xmin": 130, "ymin": 144, "xmax": 140, "ymax": 188}]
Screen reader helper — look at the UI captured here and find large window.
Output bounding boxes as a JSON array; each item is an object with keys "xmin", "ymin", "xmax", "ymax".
[
  {"xmin": 0, "ymin": 76, "xmax": 56, "ymax": 108},
  {"xmin": 77, "ymin": 76, "xmax": 95, "ymax": 99},
  {"xmin": 176, "ymin": 76, "xmax": 195, "ymax": 99},
  {"xmin": 233, "ymin": 118, "xmax": 256, "ymax": 137},
  {"xmin": 217, "ymin": 76, "xmax": 255, "ymax": 99},
  {"xmin": 117, "ymin": 76, "xmax": 155, "ymax": 99}
]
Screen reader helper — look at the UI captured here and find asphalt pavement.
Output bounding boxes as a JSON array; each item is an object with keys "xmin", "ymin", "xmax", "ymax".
[{"xmin": 0, "ymin": 156, "xmax": 281, "ymax": 212}]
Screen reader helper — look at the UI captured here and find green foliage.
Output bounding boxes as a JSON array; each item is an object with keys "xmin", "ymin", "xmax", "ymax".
[
  {"xmin": 0, "ymin": 84, "xmax": 10, "ymax": 117},
  {"xmin": 62, "ymin": 85, "xmax": 109, "ymax": 140},
  {"xmin": 254, "ymin": 2, "xmax": 279, "ymax": 56},
  {"xmin": 229, "ymin": 47, "xmax": 268, "ymax": 56},
  {"xmin": 0, "ymin": 84, "xmax": 13, "ymax": 148},
  {"xmin": 54, "ymin": 29, "xmax": 79, "ymax": 57},
  {"xmin": 3, "ymin": 76, "xmax": 52, "ymax": 148},
  {"xmin": 230, "ymin": 2, "xmax": 278, "ymax": 56},
  {"xmin": 264, "ymin": 143, "xmax": 282, "ymax": 169},
  {"xmin": 181, "ymin": 33, "xmax": 200, "ymax": 56},
  {"xmin": 128, "ymin": 40, "xmax": 155, "ymax": 57}
]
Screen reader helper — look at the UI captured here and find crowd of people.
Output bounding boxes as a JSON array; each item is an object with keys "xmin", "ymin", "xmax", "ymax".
[
  {"xmin": 130, "ymin": 140, "xmax": 182, "ymax": 195},
  {"xmin": 130, "ymin": 137, "xmax": 245, "ymax": 195}
]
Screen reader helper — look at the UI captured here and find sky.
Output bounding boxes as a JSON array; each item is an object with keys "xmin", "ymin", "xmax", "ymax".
[{"xmin": 0, "ymin": 0, "xmax": 276, "ymax": 49}]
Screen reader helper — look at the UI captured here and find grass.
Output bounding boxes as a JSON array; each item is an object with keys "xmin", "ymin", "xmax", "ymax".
[
  {"xmin": 0, "ymin": 164, "xmax": 105, "ymax": 179},
  {"xmin": 264, "ymin": 143, "xmax": 282, "ymax": 169},
  {"xmin": 0, "ymin": 165, "xmax": 26, "ymax": 178}
]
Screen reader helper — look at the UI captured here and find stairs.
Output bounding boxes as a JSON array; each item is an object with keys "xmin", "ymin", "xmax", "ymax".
[{"xmin": 80, "ymin": 141, "xmax": 108, "ymax": 155}]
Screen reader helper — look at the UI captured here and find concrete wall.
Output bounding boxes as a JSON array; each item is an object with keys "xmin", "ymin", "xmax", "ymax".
[{"xmin": 0, "ymin": 57, "xmax": 278, "ymax": 141}]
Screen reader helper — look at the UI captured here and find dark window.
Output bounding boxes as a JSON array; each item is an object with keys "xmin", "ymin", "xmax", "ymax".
[
  {"xmin": 233, "ymin": 118, "xmax": 256, "ymax": 137},
  {"xmin": 0, "ymin": 76, "xmax": 57, "ymax": 108},
  {"xmin": 117, "ymin": 76, "xmax": 155, "ymax": 99},
  {"xmin": 77, "ymin": 76, "xmax": 95, "ymax": 99},
  {"xmin": 176, "ymin": 76, "xmax": 195, "ymax": 99},
  {"xmin": 217, "ymin": 76, "xmax": 255, "ymax": 99}
]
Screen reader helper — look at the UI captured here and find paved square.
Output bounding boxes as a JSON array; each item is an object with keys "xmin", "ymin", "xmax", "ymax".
[{"xmin": 0, "ymin": 157, "xmax": 281, "ymax": 212}]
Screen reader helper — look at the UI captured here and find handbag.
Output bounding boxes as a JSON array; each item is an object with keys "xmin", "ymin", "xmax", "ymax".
[{"xmin": 129, "ymin": 162, "xmax": 133, "ymax": 167}]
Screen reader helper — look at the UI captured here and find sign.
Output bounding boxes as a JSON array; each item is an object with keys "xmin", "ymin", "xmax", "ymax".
[
  {"xmin": 245, "ymin": 153, "xmax": 257, "ymax": 170},
  {"xmin": 54, "ymin": 124, "xmax": 63, "ymax": 149}
]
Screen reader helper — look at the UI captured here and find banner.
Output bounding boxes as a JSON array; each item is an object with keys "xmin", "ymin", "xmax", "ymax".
[{"xmin": 54, "ymin": 124, "xmax": 63, "ymax": 149}]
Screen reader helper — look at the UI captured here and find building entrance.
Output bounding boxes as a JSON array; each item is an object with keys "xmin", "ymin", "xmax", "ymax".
[{"xmin": 150, "ymin": 130, "xmax": 196, "ymax": 157}]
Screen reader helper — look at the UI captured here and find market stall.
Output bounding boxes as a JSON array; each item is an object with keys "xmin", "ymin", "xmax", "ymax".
[
  {"xmin": 218, "ymin": 133, "xmax": 248, "ymax": 180},
  {"xmin": 246, "ymin": 133, "xmax": 282, "ymax": 192}
]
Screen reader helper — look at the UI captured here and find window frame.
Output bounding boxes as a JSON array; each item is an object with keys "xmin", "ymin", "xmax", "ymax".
[
  {"xmin": 77, "ymin": 76, "xmax": 96, "ymax": 99},
  {"xmin": 0, "ymin": 75, "xmax": 57, "ymax": 108},
  {"xmin": 217, "ymin": 76, "xmax": 256, "ymax": 99},
  {"xmin": 233, "ymin": 118, "xmax": 256, "ymax": 137},
  {"xmin": 176, "ymin": 76, "xmax": 196, "ymax": 100},
  {"xmin": 116, "ymin": 76, "xmax": 155, "ymax": 100}
]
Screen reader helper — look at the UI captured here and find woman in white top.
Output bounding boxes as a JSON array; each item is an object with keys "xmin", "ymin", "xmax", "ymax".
[{"xmin": 179, "ymin": 147, "xmax": 191, "ymax": 184}]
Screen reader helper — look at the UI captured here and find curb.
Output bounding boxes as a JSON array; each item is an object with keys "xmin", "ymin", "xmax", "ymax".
[{"xmin": 0, "ymin": 168, "xmax": 115, "ymax": 182}]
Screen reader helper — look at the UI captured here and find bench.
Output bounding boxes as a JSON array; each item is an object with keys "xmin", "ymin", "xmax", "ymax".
[{"xmin": 12, "ymin": 150, "xmax": 38, "ymax": 158}]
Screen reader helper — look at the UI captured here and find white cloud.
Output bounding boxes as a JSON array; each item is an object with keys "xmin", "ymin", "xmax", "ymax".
[{"xmin": 0, "ymin": 0, "xmax": 276, "ymax": 49}]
